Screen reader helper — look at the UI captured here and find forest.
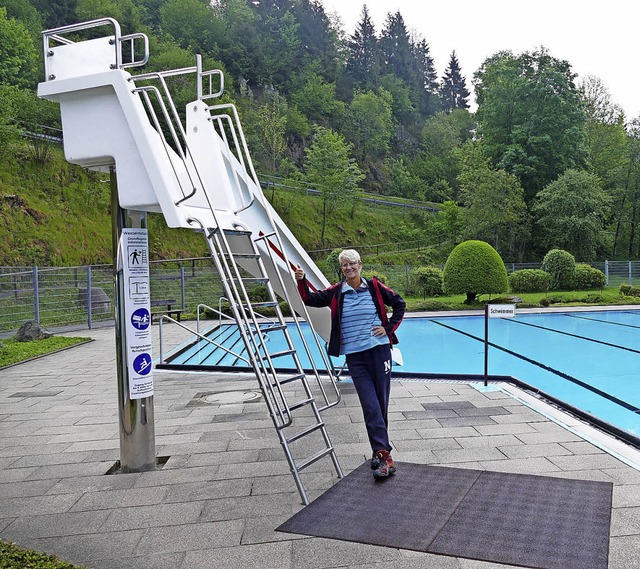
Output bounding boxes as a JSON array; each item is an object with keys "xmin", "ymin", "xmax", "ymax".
[{"xmin": 1, "ymin": 0, "xmax": 639, "ymax": 263}]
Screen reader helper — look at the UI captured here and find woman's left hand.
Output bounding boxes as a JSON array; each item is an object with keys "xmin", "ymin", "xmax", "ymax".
[{"xmin": 372, "ymin": 326, "xmax": 386, "ymax": 337}]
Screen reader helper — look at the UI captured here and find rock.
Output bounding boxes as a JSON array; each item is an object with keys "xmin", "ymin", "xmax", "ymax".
[{"xmin": 14, "ymin": 320, "xmax": 53, "ymax": 342}]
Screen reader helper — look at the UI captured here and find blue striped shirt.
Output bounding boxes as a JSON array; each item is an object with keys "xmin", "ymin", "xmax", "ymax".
[{"xmin": 340, "ymin": 280, "xmax": 390, "ymax": 355}]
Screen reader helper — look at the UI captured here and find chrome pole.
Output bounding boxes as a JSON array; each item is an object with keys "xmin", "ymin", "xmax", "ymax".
[{"xmin": 111, "ymin": 167, "xmax": 156, "ymax": 472}]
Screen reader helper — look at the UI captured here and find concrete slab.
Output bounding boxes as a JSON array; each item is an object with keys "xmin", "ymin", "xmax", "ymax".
[{"xmin": 0, "ymin": 324, "xmax": 639, "ymax": 568}]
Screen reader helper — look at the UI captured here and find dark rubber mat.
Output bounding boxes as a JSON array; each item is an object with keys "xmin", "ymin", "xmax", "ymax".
[{"xmin": 277, "ymin": 462, "xmax": 612, "ymax": 569}]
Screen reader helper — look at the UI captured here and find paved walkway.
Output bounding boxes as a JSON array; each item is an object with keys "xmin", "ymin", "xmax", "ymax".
[{"xmin": 1, "ymin": 323, "xmax": 639, "ymax": 568}]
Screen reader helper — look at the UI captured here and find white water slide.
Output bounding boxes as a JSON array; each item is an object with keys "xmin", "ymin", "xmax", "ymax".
[{"xmin": 37, "ymin": 18, "xmax": 332, "ymax": 342}]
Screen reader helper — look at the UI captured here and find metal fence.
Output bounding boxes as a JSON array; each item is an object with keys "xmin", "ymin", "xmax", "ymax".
[
  {"xmin": 0, "ymin": 259, "xmax": 224, "ymax": 334},
  {"xmin": 1, "ymin": 259, "xmax": 638, "ymax": 334}
]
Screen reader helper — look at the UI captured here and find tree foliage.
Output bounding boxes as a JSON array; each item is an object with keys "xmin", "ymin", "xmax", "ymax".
[
  {"xmin": 440, "ymin": 51, "xmax": 470, "ymax": 113},
  {"xmin": 533, "ymin": 169, "xmax": 610, "ymax": 260},
  {"xmin": 303, "ymin": 126, "xmax": 364, "ymax": 246},
  {"xmin": 443, "ymin": 240, "xmax": 509, "ymax": 303},
  {"xmin": 541, "ymin": 249, "xmax": 576, "ymax": 290},
  {"xmin": 0, "ymin": 7, "xmax": 39, "ymax": 89},
  {"xmin": 456, "ymin": 141, "xmax": 527, "ymax": 258},
  {"xmin": 474, "ymin": 48, "xmax": 588, "ymax": 202}
]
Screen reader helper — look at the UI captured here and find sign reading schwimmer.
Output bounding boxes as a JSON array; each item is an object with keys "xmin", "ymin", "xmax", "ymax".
[
  {"xmin": 488, "ymin": 304, "xmax": 516, "ymax": 318},
  {"xmin": 484, "ymin": 303, "xmax": 516, "ymax": 385}
]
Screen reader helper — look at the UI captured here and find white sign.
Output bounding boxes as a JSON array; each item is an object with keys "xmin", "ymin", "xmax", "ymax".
[
  {"xmin": 121, "ymin": 228, "xmax": 154, "ymax": 399},
  {"xmin": 488, "ymin": 304, "xmax": 516, "ymax": 318}
]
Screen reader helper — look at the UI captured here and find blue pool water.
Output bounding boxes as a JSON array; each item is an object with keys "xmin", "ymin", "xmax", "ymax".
[{"xmin": 164, "ymin": 309, "xmax": 640, "ymax": 438}]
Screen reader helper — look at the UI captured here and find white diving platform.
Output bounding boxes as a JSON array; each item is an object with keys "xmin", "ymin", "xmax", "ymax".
[{"xmin": 37, "ymin": 17, "xmax": 331, "ymax": 341}]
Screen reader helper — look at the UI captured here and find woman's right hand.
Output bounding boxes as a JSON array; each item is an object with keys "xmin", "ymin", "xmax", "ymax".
[{"xmin": 294, "ymin": 264, "xmax": 304, "ymax": 281}]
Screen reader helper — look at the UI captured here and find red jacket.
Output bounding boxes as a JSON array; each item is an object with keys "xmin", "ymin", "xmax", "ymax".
[{"xmin": 297, "ymin": 276, "xmax": 405, "ymax": 357}]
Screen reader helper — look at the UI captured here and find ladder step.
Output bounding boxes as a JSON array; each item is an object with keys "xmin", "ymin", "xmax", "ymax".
[
  {"xmin": 246, "ymin": 301, "xmax": 278, "ymax": 309},
  {"xmin": 263, "ymin": 348, "xmax": 296, "ymax": 360},
  {"xmin": 262, "ymin": 323, "xmax": 287, "ymax": 332},
  {"xmin": 288, "ymin": 397, "xmax": 314, "ymax": 411},
  {"xmin": 239, "ymin": 277, "xmax": 269, "ymax": 284},
  {"xmin": 208, "ymin": 227, "xmax": 252, "ymax": 237},
  {"xmin": 286, "ymin": 421, "xmax": 325, "ymax": 444},
  {"xmin": 276, "ymin": 373, "xmax": 305, "ymax": 386},
  {"xmin": 220, "ymin": 252, "xmax": 260, "ymax": 260},
  {"xmin": 296, "ymin": 447, "xmax": 336, "ymax": 472}
]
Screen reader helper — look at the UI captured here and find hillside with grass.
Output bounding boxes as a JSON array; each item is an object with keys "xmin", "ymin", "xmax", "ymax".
[{"xmin": 0, "ymin": 139, "xmax": 437, "ymax": 267}]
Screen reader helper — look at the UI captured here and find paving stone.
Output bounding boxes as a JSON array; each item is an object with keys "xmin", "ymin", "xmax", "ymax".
[
  {"xmin": 183, "ymin": 541, "xmax": 292, "ymax": 569},
  {"xmin": 101, "ymin": 501, "xmax": 205, "ymax": 531},
  {"xmin": 133, "ymin": 520, "xmax": 244, "ymax": 555}
]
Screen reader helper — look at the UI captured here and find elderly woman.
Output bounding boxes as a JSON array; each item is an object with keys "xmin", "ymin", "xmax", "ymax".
[{"xmin": 295, "ymin": 249, "xmax": 405, "ymax": 479}]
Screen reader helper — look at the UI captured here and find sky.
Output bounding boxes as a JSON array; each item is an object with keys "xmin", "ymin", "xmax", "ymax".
[{"xmin": 320, "ymin": 0, "xmax": 640, "ymax": 119}]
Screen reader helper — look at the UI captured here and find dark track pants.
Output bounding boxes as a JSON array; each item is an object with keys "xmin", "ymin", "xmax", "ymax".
[{"xmin": 345, "ymin": 343, "xmax": 393, "ymax": 453}]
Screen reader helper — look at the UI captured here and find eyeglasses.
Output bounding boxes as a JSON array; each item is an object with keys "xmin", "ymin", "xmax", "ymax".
[{"xmin": 340, "ymin": 262, "xmax": 359, "ymax": 268}]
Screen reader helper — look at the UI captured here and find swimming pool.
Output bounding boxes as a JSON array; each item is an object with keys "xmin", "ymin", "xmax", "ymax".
[{"xmin": 160, "ymin": 309, "xmax": 640, "ymax": 441}]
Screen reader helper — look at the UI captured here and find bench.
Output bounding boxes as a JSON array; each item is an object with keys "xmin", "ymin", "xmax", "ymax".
[{"xmin": 150, "ymin": 299, "xmax": 183, "ymax": 322}]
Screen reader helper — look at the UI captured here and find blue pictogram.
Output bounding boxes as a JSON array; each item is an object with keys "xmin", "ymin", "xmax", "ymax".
[
  {"xmin": 131, "ymin": 307, "xmax": 150, "ymax": 330},
  {"xmin": 133, "ymin": 353, "xmax": 152, "ymax": 375}
]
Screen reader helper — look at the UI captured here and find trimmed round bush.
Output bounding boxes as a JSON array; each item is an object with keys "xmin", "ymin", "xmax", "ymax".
[
  {"xmin": 573, "ymin": 263, "xmax": 606, "ymax": 290},
  {"xmin": 443, "ymin": 240, "xmax": 509, "ymax": 303},
  {"xmin": 508, "ymin": 269, "xmax": 551, "ymax": 293},
  {"xmin": 411, "ymin": 266, "xmax": 444, "ymax": 298},
  {"xmin": 541, "ymin": 249, "xmax": 575, "ymax": 290}
]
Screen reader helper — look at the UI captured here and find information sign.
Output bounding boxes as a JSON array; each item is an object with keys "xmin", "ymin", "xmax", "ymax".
[{"xmin": 121, "ymin": 228, "xmax": 153, "ymax": 399}]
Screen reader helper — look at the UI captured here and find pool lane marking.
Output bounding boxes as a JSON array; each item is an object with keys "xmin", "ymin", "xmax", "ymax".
[
  {"xmin": 508, "ymin": 318, "xmax": 640, "ymax": 354},
  {"xmin": 564, "ymin": 313, "xmax": 640, "ymax": 330},
  {"xmin": 430, "ymin": 319, "xmax": 640, "ymax": 414}
]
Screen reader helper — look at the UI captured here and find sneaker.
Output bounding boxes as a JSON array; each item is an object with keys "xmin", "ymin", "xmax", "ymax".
[
  {"xmin": 372, "ymin": 450, "xmax": 396, "ymax": 479},
  {"xmin": 370, "ymin": 452, "xmax": 380, "ymax": 470}
]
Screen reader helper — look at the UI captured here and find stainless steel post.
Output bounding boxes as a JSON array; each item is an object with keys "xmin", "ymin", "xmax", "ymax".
[{"xmin": 111, "ymin": 167, "xmax": 156, "ymax": 473}]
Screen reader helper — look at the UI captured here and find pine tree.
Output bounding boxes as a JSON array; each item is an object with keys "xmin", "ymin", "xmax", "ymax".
[
  {"xmin": 410, "ymin": 37, "xmax": 439, "ymax": 115},
  {"xmin": 379, "ymin": 11, "xmax": 413, "ymax": 84},
  {"xmin": 440, "ymin": 51, "xmax": 470, "ymax": 113},
  {"xmin": 346, "ymin": 5, "xmax": 379, "ymax": 89}
]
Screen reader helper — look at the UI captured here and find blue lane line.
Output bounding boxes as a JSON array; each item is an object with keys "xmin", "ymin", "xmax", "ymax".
[
  {"xmin": 565, "ymin": 313, "xmax": 640, "ymax": 330},
  {"xmin": 430, "ymin": 319, "xmax": 640, "ymax": 414},
  {"xmin": 508, "ymin": 318, "xmax": 640, "ymax": 354}
]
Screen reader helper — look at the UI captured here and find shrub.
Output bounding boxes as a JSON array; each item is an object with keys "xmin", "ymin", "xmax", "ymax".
[
  {"xmin": 325, "ymin": 249, "xmax": 342, "ymax": 279},
  {"xmin": 361, "ymin": 270, "xmax": 387, "ymax": 284},
  {"xmin": 619, "ymin": 284, "xmax": 640, "ymax": 297},
  {"xmin": 411, "ymin": 266, "xmax": 444, "ymax": 298},
  {"xmin": 443, "ymin": 240, "xmax": 509, "ymax": 303},
  {"xmin": 573, "ymin": 263, "xmax": 606, "ymax": 290},
  {"xmin": 620, "ymin": 284, "xmax": 632, "ymax": 296},
  {"xmin": 509, "ymin": 269, "xmax": 551, "ymax": 293},
  {"xmin": 541, "ymin": 249, "xmax": 575, "ymax": 290},
  {"xmin": 539, "ymin": 297, "xmax": 550, "ymax": 307}
]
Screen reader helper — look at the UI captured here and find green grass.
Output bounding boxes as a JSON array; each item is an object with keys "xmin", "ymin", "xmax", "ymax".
[
  {"xmin": 0, "ymin": 539, "xmax": 86, "ymax": 569},
  {"xmin": 404, "ymin": 286, "xmax": 640, "ymax": 312},
  {"xmin": 0, "ymin": 336, "xmax": 91, "ymax": 368}
]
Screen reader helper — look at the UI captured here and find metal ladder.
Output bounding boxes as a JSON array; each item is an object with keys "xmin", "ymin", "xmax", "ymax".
[{"xmin": 198, "ymin": 223, "xmax": 343, "ymax": 504}]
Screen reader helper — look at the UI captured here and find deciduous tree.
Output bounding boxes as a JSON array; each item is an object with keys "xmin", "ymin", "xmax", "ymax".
[
  {"xmin": 533, "ymin": 169, "xmax": 610, "ymax": 260},
  {"xmin": 303, "ymin": 126, "xmax": 364, "ymax": 246},
  {"xmin": 474, "ymin": 48, "xmax": 588, "ymax": 203}
]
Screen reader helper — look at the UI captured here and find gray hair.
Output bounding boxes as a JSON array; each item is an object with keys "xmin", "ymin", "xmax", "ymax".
[{"xmin": 338, "ymin": 249, "xmax": 361, "ymax": 265}]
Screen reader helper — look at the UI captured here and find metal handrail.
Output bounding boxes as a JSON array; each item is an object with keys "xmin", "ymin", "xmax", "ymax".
[
  {"xmin": 158, "ymin": 314, "xmax": 248, "ymax": 365},
  {"xmin": 254, "ymin": 231, "xmax": 342, "ymax": 411},
  {"xmin": 42, "ymin": 18, "xmax": 149, "ymax": 80}
]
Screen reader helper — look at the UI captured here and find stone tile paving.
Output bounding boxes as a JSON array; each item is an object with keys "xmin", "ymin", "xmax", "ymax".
[{"xmin": 0, "ymin": 325, "xmax": 639, "ymax": 568}]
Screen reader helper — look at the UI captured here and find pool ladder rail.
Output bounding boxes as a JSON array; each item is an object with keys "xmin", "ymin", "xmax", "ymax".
[{"xmin": 197, "ymin": 223, "xmax": 344, "ymax": 504}]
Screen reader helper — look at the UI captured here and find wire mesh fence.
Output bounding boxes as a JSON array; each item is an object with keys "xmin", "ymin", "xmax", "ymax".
[{"xmin": 1, "ymin": 259, "xmax": 638, "ymax": 333}]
